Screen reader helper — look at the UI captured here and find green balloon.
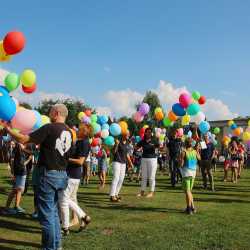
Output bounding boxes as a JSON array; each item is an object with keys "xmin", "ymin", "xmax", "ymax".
[
  {"xmin": 213, "ymin": 127, "xmax": 220, "ymax": 134},
  {"xmin": 163, "ymin": 117, "xmax": 172, "ymax": 127},
  {"xmin": 4, "ymin": 73, "xmax": 20, "ymax": 92},
  {"xmin": 91, "ymin": 114, "xmax": 98, "ymax": 123},
  {"xmin": 187, "ymin": 103, "xmax": 200, "ymax": 116},
  {"xmin": 154, "ymin": 107, "xmax": 162, "ymax": 114},
  {"xmin": 192, "ymin": 91, "xmax": 201, "ymax": 101}
]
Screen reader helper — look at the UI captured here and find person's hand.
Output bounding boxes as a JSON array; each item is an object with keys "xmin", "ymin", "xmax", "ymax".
[{"xmin": 115, "ymin": 139, "xmax": 120, "ymax": 145}]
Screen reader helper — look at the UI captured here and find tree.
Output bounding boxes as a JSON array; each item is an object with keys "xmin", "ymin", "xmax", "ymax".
[
  {"xmin": 19, "ymin": 102, "xmax": 32, "ymax": 110},
  {"xmin": 35, "ymin": 99, "xmax": 90, "ymax": 127}
]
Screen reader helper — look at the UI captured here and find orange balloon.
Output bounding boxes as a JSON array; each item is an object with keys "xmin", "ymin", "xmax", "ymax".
[
  {"xmin": 155, "ymin": 111, "xmax": 164, "ymax": 121},
  {"xmin": 119, "ymin": 121, "xmax": 128, "ymax": 135},
  {"xmin": 168, "ymin": 111, "xmax": 178, "ymax": 122},
  {"xmin": 70, "ymin": 129, "xmax": 77, "ymax": 142},
  {"xmin": 233, "ymin": 128, "xmax": 242, "ymax": 137}
]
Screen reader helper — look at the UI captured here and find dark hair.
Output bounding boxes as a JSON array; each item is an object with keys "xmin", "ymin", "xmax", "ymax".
[{"xmin": 145, "ymin": 127, "xmax": 152, "ymax": 133}]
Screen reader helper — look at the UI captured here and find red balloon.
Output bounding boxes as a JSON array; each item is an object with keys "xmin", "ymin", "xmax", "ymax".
[
  {"xmin": 3, "ymin": 31, "xmax": 26, "ymax": 55},
  {"xmin": 139, "ymin": 127, "xmax": 145, "ymax": 137},
  {"xmin": 85, "ymin": 109, "xmax": 92, "ymax": 117},
  {"xmin": 22, "ymin": 83, "xmax": 37, "ymax": 94},
  {"xmin": 91, "ymin": 138, "xmax": 99, "ymax": 147},
  {"xmin": 198, "ymin": 96, "xmax": 206, "ymax": 105},
  {"xmin": 94, "ymin": 131, "xmax": 101, "ymax": 138}
]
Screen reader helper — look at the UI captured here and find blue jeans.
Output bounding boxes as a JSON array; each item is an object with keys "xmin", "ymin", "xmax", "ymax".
[{"xmin": 38, "ymin": 168, "xmax": 68, "ymax": 250}]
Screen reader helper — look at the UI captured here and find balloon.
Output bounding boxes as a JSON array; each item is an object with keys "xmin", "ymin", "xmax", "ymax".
[
  {"xmin": 163, "ymin": 117, "xmax": 172, "ymax": 127},
  {"xmin": 135, "ymin": 136, "xmax": 141, "ymax": 143},
  {"xmin": 110, "ymin": 123, "xmax": 121, "ymax": 136},
  {"xmin": 119, "ymin": 121, "xmax": 128, "ymax": 135},
  {"xmin": 177, "ymin": 128, "xmax": 184, "ymax": 137},
  {"xmin": 231, "ymin": 124, "xmax": 237, "ymax": 130},
  {"xmin": 139, "ymin": 103, "xmax": 150, "ymax": 116},
  {"xmin": 22, "ymin": 83, "xmax": 37, "ymax": 94},
  {"xmin": 133, "ymin": 112, "xmax": 144, "ymax": 123},
  {"xmin": 248, "ymin": 120, "xmax": 250, "ymax": 127},
  {"xmin": 187, "ymin": 131, "xmax": 192, "ymax": 138},
  {"xmin": 104, "ymin": 136, "xmax": 115, "ymax": 146},
  {"xmin": 172, "ymin": 103, "xmax": 186, "ymax": 116},
  {"xmin": 154, "ymin": 107, "xmax": 162, "ymax": 114},
  {"xmin": 101, "ymin": 129, "xmax": 109, "ymax": 139},
  {"xmin": 199, "ymin": 121, "xmax": 210, "ymax": 134},
  {"xmin": 233, "ymin": 127, "xmax": 242, "ymax": 137},
  {"xmin": 0, "ymin": 41, "xmax": 12, "ymax": 62},
  {"xmin": 91, "ymin": 138, "xmax": 100, "ymax": 147},
  {"xmin": 179, "ymin": 93, "xmax": 192, "ymax": 108},
  {"xmin": 191, "ymin": 111, "xmax": 205, "ymax": 125},
  {"xmin": 11, "ymin": 109, "xmax": 36, "ymax": 133},
  {"xmin": 228, "ymin": 120, "xmax": 234, "ymax": 127},
  {"xmin": 198, "ymin": 96, "xmax": 206, "ymax": 105},
  {"xmin": 33, "ymin": 110, "xmax": 42, "ymax": 130},
  {"xmin": 168, "ymin": 111, "xmax": 178, "ymax": 122},
  {"xmin": 99, "ymin": 115, "xmax": 109, "ymax": 125},
  {"xmin": 192, "ymin": 91, "xmax": 201, "ymax": 101},
  {"xmin": 213, "ymin": 127, "xmax": 220, "ymax": 134},
  {"xmin": 3, "ymin": 31, "xmax": 26, "ymax": 55},
  {"xmin": 20, "ymin": 69, "xmax": 36, "ymax": 87},
  {"xmin": 90, "ymin": 114, "xmax": 98, "ymax": 123},
  {"xmin": 187, "ymin": 103, "xmax": 200, "ymax": 116},
  {"xmin": 92, "ymin": 122, "xmax": 101, "ymax": 134},
  {"xmin": 155, "ymin": 111, "xmax": 164, "ymax": 121},
  {"xmin": 85, "ymin": 109, "xmax": 92, "ymax": 117},
  {"xmin": 41, "ymin": 115, "xmax": 51, "ymax": 125},
  {"xmin": 139, "ymin": 127, "xmax": 146, "ymax": 138},
  {"xmin": 246, "ymin": 127, "xmax": 250, "ymax": 133},
  {"xmin": 78, "ymin": 112, "xmax": 85, "ymax": 121},
  {"xmin": 82, "ymin": 116, "xmax": 91, "ymax": 124},
  {"xmin": 70, "ymin": 129, "xmax": 77, "ymax": 142},
  {"xmin": 4, "ymin": 73, "xmax": 20, "ymax": 92},
  {"xmin": 0, "ymin": 88, "xmax": 16, "ymax": 121},
  {"xmin": 243, "ymin": 132, "xmax": 250, "ymax": 142},
  {"xmin": 181, "ymin": 115, "xmax": 190, "ymax": 126},
  {"xmin": 0, "ymin": 86, "xmax": 9, "ymax": 95},
  {"xmin": 143, "ymin": 124, "xmax": 149, "ymax": 129},
  {"xmin": 102, "ymin": 123, "xmax": 109, "ymax": 130}
]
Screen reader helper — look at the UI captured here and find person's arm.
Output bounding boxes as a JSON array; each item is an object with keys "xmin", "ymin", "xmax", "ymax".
[
  {"xmin": 3, "ymin": 126, "xmax": 30, "ymax": 144},
  {"xmin": 24, "ymin": 155, "xmax": 33, "ymax": 166},
  {"xmin": 126, "ymin": 154, "xmax": 133, "ymax": 169},
  {"xmin": 68, "ymin": 157, "xmax": 85, "ymax": 166},
  {"xmin": 179, "ymin": 151, "xmax": 185, "ymax": 167},
  {"xmin": 196, "ymin": 150, "xmax": 201, "ymax": 161},
  {"xmin": 113, "ymin": 139, "xmax": 120, "ymax": 154}
]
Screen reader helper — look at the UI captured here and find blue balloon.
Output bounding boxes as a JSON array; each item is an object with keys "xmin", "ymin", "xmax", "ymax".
[
  {"xmin": 172, "ymin": 103, "xmax": 186, "ymax": 116},
  {"xmin": 99, "ymin": 115, "xmax": 109, "ymax": 125},
  {"xmin": 187, "ymin": 131, "xmax": 192, "ymax": 138},
  {"xmin": 104, "ymin": 136, "xmax": 115, "ymax": 146},
  {"xmin": 0, "ymin": 86, "xmax": 9, "ymax": 95},
  {"xmin": 231, "ymin": 124, "xmax": 237, "ymax": 130},
  {"xmin": 33, "ymin": 110, "xmax": 42, "ymax": 130},
  {"xmin": 102, "ymin": 123, "xmax": 109, "ymax": 130},
  {"xmin": 135, "ymin": 136, "xmax": 141, "ymax": 143},
  {"xmin": 199, "ymin": 121, "xmax": 210, "ymax": 134},
  {"xmin": 0, "ymin": 87, "xmax": 16, "ymax": 121},
  {"xmin": 110, "ymin": 123, "xmax": 121, "ymax": 136}
]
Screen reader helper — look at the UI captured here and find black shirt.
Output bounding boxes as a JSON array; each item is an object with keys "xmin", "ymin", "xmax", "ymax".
[
  {"xmin": 67, "ymin": 139, "xmax": 90, "ymax": 179},
  {"xmin": 168, "ymin": 138, "xmax": 183, "ymax": 159},
  {"xmin": 13, "ymin": 145, "xmax": 28, "ymax": 176},
  {"xmin": 113, "ymin": 141, "xmax": 129, "ymax": 164},
  {"xmin": 201, "ymin": 142, "xmax": 214, "ymax": 161},
  {"xmin": 137, "ymin": 139, "xmax": 159, "ymax": 158},
  {"xmin": 30, "ymin": 123, "xmax": 73, "ymax": 171}
]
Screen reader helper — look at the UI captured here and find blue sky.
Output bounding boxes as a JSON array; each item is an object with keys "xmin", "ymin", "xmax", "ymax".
[{"xmin": 0, "ymin": 0, "xmax": 249, "ymax": 118}]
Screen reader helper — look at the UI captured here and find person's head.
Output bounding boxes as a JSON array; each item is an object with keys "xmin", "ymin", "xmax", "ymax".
[
  {"xmin": 185, "ymin": 138, "xmax": 193, "ymax": 149},
  {"xmin": 232, "ymin": 140, "xmax": 237, "ymax": 148},
  {"xmin": 78, "ymin": 124, "xmax": 93, "ymax": 139},
  {"xmin": 144, "ymin": 127, "xmax": 152, "ymax": 140},
  {"xmin": 203, "ymin": 134, "xmax": 209, "ymax": 143},
  {"xmin": 49, "ymin": 104, "xmax": 68, "ymax": 123}
]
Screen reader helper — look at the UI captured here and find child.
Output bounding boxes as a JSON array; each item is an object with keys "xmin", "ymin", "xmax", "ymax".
[
  {"xmin": 180, "ymin": 138, "xmax": 201, "ymax": 215},
  {"xmin": 222, "ymin": 144, "xmax": 231, "ymax": 182},
  {"xmin": 90, "ymin": 153, "xmax": 98, "ymax": 176},
  {"xmin": 98, "ymin": 145, "xmax": 108, "ymax": 189},
  {"xmin": 4, "ymin": 143, "xmax": 32, "ymax": 214},
  {"xmin": 229, "ymin": 140, "xmax": 239, "ymax": 183}
]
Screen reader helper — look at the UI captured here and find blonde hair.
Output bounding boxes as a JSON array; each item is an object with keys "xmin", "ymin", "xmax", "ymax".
[{"xmin": 51, "ymin": 104, "xmax": 68, "ymax": 118}]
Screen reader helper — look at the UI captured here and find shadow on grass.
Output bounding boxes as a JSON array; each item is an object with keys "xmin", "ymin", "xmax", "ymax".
[
  {"xmin": 194, "ymin": 197, "xmax": 250, "ymax": 204},
  {"xmin": 0, "ymin": 238, "xmax": 40, "ymax": 249},
  {"xmin": 0, "ymin": 218, "xmax": 40, "ymax": 234}
]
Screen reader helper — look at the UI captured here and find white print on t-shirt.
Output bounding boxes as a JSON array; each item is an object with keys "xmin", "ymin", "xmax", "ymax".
[{"xmin": 55, "ymin": 130, "xmax": 72, "ymax": 156}]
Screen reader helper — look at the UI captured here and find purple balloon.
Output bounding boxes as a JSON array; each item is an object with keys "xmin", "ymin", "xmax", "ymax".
[
  {"xmin": 82, "ymin": 116, "xmax": 90, "ymax": 124},
  {"xmin": 139, "ymin": 103, "xmax": 150, "ymax": 116}
]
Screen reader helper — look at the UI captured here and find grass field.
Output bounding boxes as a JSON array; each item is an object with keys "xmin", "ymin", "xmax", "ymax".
[{"xmin": 0, "ymin": 164, "xmax": 250, "ymax": 250}]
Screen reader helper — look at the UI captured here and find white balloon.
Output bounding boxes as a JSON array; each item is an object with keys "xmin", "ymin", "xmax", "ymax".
[
  {"xmin": 191, "ymin": 111, "xmax": 205, "ymax": 125},
  {"xmin": 101, "ymin": 129, "xmax": 109, "ymax": 139}
]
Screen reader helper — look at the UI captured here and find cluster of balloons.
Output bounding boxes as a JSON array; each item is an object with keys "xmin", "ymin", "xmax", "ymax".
[
  {"xmin": 228, "ymin": 120, "xmax": 243, "ymax": 137},
  {"xmin": 155, "ymin": 127, "xmax": 166, "ymax": 145},
  {"xmin": 133, "ymin": 103, "xmax": 150, "ymax": 123},
  {"xmin": 4, "ymin": 69, "xmax": 37, "ymax": 94},
  {"xmin": 0, "ymin": 31, "xmax": 26, "ymax": 62},
  {"xmin": 242, "ymin": 120, "xmax": 250, "ymax": 146}
]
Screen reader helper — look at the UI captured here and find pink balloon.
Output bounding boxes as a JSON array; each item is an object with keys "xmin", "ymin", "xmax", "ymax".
[
  {"xmin": 11, "ymin": 109, "xmax": 36, "ymax": 133},
  {"xmin": 177, "ymin": 128, "xmax": 184, "ymax": 137},
  {"xmin": 179, "ymin": 93, "xmax": 192, "ymax": 108},
  {"xmin": 133, "ymin": 112, "xmax": 144, "ymax": 123}
]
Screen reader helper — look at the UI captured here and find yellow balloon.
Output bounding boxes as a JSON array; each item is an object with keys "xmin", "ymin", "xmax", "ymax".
[
  {"xmin": 248, "ymin": 120, "xmax": 250, "ymax": 127},
  {"xmin": 143, "ymin": 124, "xmax": 149, "ymax": 129},
  {"xmin": 119, "ymin": 121, "xmax": 128, "ymax": 135},
  {"xmin": 20, "ymin": 69, "xmax": 36, "ymax": 87},
  {"xmin": 78, "ymin": 112, "xmax": 85, "ymax": 121},
  {"xmin": 228, "ymin": 120, "xmax": 234, "ymax": 127},
  {"xmin": 70, "ymin": 129, "xmax": 77, "ymax": 142},
  {"xmin": 242, "ymin": 132, "xmax": 250, "ymax": 142},
  {"xmin": 182, "ymin": 115, "xmax": 190, "ymax": 126},
  {"xmin": 41, "ymin": 115, "xmax": 50, "ymax": 125},
  {"xmin": 0, "ymin": 41, "xmax": 12, "ymax": 62}
]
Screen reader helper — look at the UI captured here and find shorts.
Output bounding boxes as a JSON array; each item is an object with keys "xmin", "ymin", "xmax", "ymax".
[
  {"xmin": 91, "ymin": 164, "xmax": 97, "ymax": 172},
  {"xmin": 182, "ymin": 177, "xmax": 195, "ymax": 192},
  {"xmin": 14, "ymin": 175, "xmax": 27, "ymax": 190},
  {"xmin": 99, "ymin": 164, "xmax": 107, "ymax": 173},
  {"xmin": 231, "ymin": 160, "xmax": 239, "ymax": 169},
  {"xmin": 224, "ymin": 160, "xmax": 230, "ymax": 171}
]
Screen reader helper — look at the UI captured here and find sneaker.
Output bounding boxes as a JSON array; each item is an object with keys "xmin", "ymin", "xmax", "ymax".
[
  {"xmin": 110, "ymin": 196, "xmax": 119, "ymax": 202},
  {"xmin": 61, "ymin": 228, "xmax": 69, "ymax": 236},
  {"xmin": 15, "ymin": 206, "xmax": 25, "ymax": 214},
  {"xmin": 31, "ymin": 212, "xmax": 38, "ymax": 219},
  {"xmin": 116, "ymin": 195, "xmax": 122, "ymax": 201},
  {"xmin": 79, "ymin": 215, "xmax": 91, "ymax": 231},
  {"xmin": 186, "ymin": 207, "xmax": 193, "ymax": 215},
  {"xmin": 191, "ymin": 206, "xmax": 197, "ymax": 214}
]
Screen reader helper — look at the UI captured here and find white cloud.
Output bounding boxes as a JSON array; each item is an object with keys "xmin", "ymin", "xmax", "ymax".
[
  {"xmin": 96, "ymin": 106, "xmax": 112, "ymax": 117},
  {"xmin": 104, "ymin": 89, "xmax": 143, "ymax": 117}
]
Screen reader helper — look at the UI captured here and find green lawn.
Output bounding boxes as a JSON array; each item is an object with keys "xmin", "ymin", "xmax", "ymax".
[{"xmin": 0, "ymin": 164, "xmax": 250, "ymax": 250}]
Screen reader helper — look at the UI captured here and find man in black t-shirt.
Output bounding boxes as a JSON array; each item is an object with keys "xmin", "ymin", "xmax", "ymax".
[{"xmin": 2, "ymin": 104, "xmax": 72, "ymax": 250}]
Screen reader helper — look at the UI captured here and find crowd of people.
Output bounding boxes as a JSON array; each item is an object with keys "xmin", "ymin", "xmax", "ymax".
[{"xmin": 0, "ymin": 104, "xmax": 249, "ymax": 250}]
